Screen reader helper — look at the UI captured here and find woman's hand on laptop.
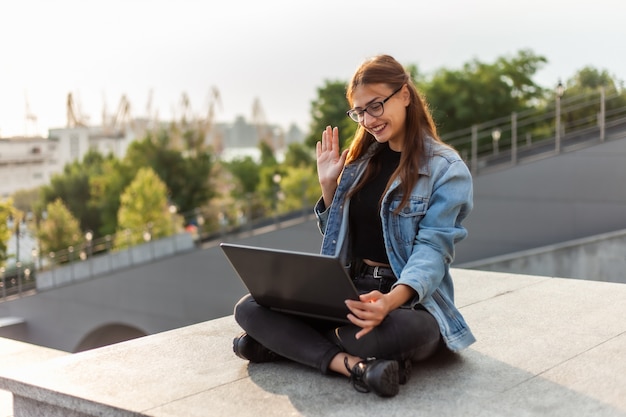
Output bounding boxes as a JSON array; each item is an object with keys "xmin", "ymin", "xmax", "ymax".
[
  {"xmin": 345, "ymin": 291, "xmax": 390, "ymax": 339},
  {"xmin": 345, "ymin": 285, "xmax": 417, "ymax": 339}
]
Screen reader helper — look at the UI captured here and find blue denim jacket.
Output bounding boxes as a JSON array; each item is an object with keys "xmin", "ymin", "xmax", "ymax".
[{"xmin": 314, "ymin": 137, "xmax": 476, "ymax": 352}]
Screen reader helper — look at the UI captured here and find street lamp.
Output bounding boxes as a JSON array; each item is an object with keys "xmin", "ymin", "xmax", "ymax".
[
  {"xmin": 168, "ymin": 205, "xmax": 177, "ymax": 236},
  {"xmin": 16, "ymin": 261, "xmax": 22, "ymax": 294},
  {"xmin": 85, "ymin": 230, "xmax": 94, "ymax": 276},
  {"xmin": 1, "ymin": 267, "xmax": 5, "ymax": 299},
  {"xmin": 31, "ymin": 248, "xmax": 40, "ymax": 271},
  {"xmin": 272, "ymin": 173, "xmax": 282, "ymax": 222},
  {"xmin": 491, "ymin": 128, "xmax": 502, "ymax": 155},
  {"xmin": 85, "ymin": 230, "xmax": 93, "ymax": 244},
  {"xmin": 555, "ymin": 80, "xmax": 564, "ymax": 153}
]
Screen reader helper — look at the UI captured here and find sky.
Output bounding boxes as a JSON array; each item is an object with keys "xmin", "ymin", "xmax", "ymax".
[{"xmin": 1, "ymin": 0, "xmax": 626, "ymax": 138}]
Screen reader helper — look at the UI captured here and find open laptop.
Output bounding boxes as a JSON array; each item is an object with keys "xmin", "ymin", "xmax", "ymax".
[{"xmin": 220, "ymin": 243, "xmax": 359, "ymax": 323}]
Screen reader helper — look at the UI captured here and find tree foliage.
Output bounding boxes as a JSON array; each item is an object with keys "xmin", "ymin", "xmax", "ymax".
[
  {"xmin": 277, "ymin": 166, "xmax": 320, "ymax": 213},
  {"xmin": 422, "ymin": 49, "xmax": 548, "ymax": 135},
  {"xmin": 283, "ymin": 142, "xmax": 315, "ymax": 168},
  {"xmin": 89, "ymin": 157, "xmax": 136, "ymax": 237},
  {"xmin": 0, "ymin": 199, "xmax": 13, "ymax": 268},
  {"xmin": 305, "ymin": 80, "xmax": 357, "ymax": 150},
  {"xmin": 39, "ymin": 150, "xmax": 107, "ymax": 236},
  {"xmin": 37, "ymin": 198, "xmax": 83, "ymax": 256},
  {"xmin": 116, "ymin": 167, "xmax": 177, "ymax": 247},
  {"xmin": 124, "ymin": 129, "xmax": 216, "ymax": 215},
  {"xmin": 223, "ymin": 157, "xmax": 261, "ymax": 199}
]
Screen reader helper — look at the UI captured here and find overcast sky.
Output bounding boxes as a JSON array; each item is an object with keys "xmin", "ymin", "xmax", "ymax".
[{"xmin": 1, "ymin": 0, "xmax": 625, "ymax": 138}]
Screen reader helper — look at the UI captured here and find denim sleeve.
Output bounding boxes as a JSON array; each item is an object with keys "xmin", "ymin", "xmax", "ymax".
[
  {"xmin": 397, "ymin": 159, "xmax": 473, "ymax": 302},
  {"xmin": 314, "ymin": 197, "xmax": 330, "ymax": 235}
]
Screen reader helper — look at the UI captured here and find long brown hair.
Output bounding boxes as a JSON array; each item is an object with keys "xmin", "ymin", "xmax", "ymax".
[{"xmin": 345, "ymin": 55, "xmax": 444, "ymax": 213}]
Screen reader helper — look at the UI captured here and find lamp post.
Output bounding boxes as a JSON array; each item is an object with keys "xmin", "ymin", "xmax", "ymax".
[
  {"xmin": 555, "ymin": 80, "xmax": 564, "ymax": 153},
  {"xmin": 168, "ymin": 205, "xmax": 177, "ymax": 237},
  {"xmin": 31, "ymin": 248, "xmax": 39, "ymax": 272},
  {"xmin": 144, "ymin": 223, "xmax": 154, "ymax": 259},
  {"xmin": 23, "ymin": 268, "xmax": 30, "ymax": 293},
  {"xmin": 85, "ymin": 230, "xmax": 93, "ymax": 276},
  {"xmin": 16, "ymin": 261, "xmax": 22, "ymax": 294},
  {"xmin": 599, "ymin": 86, "xmax": 606, "ymax": 141},
  {"xmin": 1, "ymin": 267, "xmax": 5, "ymax": 299},
  {"xmin": 491, "ymin": 128, "xmax": 502, "ymax": 155},
  {"xmin": 272, "ymin": 173, "xmax": 283, "ymax": 226},
  {"xmin": 68, "ymin": 246, "xmax": 75, "ymax": 281}
]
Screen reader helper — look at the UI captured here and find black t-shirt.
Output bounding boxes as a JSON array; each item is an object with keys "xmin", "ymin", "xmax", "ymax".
[{"xmin": 349, "ymin": 144, "xmax": 401, "ymax": 264}]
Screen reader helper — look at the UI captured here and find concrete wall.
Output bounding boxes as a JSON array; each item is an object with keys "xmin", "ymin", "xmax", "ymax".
[
  {"xmin": 459, "ymin": 228, "xmax": 626, "ymax": 283},
  {"xmin": 456, "ymin": 134, "xmax": 626, "ymax": 264},
  {"xmin": 36, "ymin": 233, "xmax": 196, "ymax": 290}
]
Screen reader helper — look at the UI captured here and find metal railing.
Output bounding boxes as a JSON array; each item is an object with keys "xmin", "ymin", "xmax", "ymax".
[{"xmin": 441, "ymin": 89, "xmax": 626, "ymax": 175}]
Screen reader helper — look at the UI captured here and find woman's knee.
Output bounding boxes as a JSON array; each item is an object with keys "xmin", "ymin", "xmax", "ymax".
[{"xmin": 233, "ymin": 293, "xmax": 255, "ymax": 321}]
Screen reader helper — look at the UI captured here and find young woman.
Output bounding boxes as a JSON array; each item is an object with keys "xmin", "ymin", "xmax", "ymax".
[{"xmin": 233, "ymin": 54, "xmax": 475, "ymax": 398}]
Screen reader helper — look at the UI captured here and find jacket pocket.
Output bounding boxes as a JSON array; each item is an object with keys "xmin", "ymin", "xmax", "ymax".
[{"xmin": 388, "ymin": 196, "xmax": 428, "ymax": 245}]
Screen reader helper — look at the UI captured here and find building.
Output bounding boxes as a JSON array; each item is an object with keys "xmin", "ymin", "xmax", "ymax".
[{"xmin": 0, "ymin": 118, "xmax": 305, "ymax": 198}]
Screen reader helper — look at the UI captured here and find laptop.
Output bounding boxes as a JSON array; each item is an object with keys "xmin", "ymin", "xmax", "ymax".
[{"xmin": 220, "ymin": 243, "xmax": 359, "ymax": 323}]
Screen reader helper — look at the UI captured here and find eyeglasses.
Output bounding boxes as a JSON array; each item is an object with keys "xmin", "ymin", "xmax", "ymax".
[{"xmin": 346, "ymin": 85, "xmax": 404, "ymax": 122}]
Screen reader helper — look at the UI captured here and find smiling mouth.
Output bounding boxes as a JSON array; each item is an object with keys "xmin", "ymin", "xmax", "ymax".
[{"xmin": 369, "ymin": 123, "xmax": 386, "ymax": 134}]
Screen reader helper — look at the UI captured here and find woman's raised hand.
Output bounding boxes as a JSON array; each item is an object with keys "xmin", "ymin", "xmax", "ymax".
[{"xmin": 316, "ymin": 126, "xmax": 348, "ymax": 207}]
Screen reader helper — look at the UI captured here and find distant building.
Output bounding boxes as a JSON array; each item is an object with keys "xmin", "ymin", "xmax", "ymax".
[
  {"xmin": 209, "ymin": 116, "xmax": 305, "ymax": 162},
  {"xmin": 0, "ymin": 125, "xmax": 138, "ymax": 198},
  {"xmin": 0, "ymin": 117, "xmax": 305, "ymax": 198}
]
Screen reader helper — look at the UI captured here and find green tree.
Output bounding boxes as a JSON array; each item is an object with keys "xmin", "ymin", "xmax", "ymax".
[
  {"xmin": 11, "ymin": 188, "xmax": 40, "ymax": 215},
  {"xmin": 259, "ymin": 141, "xmax": 277, "ymax": 167},
  {"xmin": 424, "ymin": 49, "xmax": 547, "ymax": 135},
  {"xmin": 38, "ymin": 150, "xmax": 107, "ymax": 235},
  {"xmin": 89, "ymin": 157, "xmax": 137, "ymax": 237},
  {"xmin": 283, "ymin": 142, "xmax": 315, "ymax": 168},
  {"xmin": 257, "ymin": 166, "xmax": 286, "ymax": 215},
  {"xmin": 116, "ymin": 167, "xmax": 177, "ymax": 247},
  {"xmin": 0, "ymin": 199, "xmax": 13, "ymax": 268},
  {"xmin": 559, "ymin": 66, "xmax": 626, "ymax": 133},
  {"xmin": 37, "ymin": 198, "xmax": 83, "ymax": 256},
  {"xmin": 124, "ymin": 129, "xmax": 216, "ymax": 215},
  {"xmin": 278, "ymin": 166, "xmax": 321, "ymax": 212},
  {"xmin": 222, "ymin": 157, "xmax": 265, "ymax": 222},
  {"xmin": 305, "ymin": 80, "xmax": 357, "ymax": 150},
  {"xmin": 223, "ymin": 157, "xmax": 261, "ymax": 199},
  {"xmin": 567, "ymin": 66, "xmax": 620, "ymax": 91}
]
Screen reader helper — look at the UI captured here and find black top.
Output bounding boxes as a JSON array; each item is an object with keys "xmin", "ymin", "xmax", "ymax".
[{"xmin": 349, "ymin": 144, "xmax": 401, "ymax": 264}]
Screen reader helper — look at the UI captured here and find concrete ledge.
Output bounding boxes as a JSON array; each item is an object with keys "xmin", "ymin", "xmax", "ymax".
[
  {"xmin": 37, "ymin": 233, "xmax": 196, "ymax": 291},
  {"xmin": 459, "ymin": 228, "xmax": 626, "ymax": 283},
  {"xmin": 1, "ymin": 270, "xmax": 625, "ymax": 416},
  {"xmin": 0, "ymin": 338, "xmax": 67, "ymax": 417},
  {"xmin": 0, "ymin": 318, "xmax": 26, "ymax": 342}
]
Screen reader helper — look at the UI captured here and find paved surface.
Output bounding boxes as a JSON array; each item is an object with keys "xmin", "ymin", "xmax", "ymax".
[
  {"xmin": 0, "ymin": 269, "xmax": 625, "ymax": 416},
  {"xmin": 0, "ymin": 339, "xmax": 66, "ymax": 417}
]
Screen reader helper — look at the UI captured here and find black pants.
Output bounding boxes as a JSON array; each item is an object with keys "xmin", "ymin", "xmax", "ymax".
[{"xmin": 233, "ymin": 266, "xmax": 442, "ymax": 374}]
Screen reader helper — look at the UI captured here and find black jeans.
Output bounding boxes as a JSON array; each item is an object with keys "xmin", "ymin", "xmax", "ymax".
[{"xmin": 233, "ymin": 266, "xmax": 442, "ymax": 374}]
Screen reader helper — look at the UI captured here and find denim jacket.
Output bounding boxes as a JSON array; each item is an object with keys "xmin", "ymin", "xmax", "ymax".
[{"xmin": 314, "ymin": 137, "xmax": 476, "ymax": 352}]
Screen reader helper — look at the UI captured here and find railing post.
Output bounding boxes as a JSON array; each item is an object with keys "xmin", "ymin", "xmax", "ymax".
[
  {"xmin": 599, "ymin": 86, "xmax": 606, "ymax": 142},
  {"xmin": 16, "ymin": 262, "xmax": 22, "ymax": 295},
  {"xmin": 1, "ymin": 267, "xmax": 5, "ymax": 300},
  {"xmin": 511, "ymin": 112, "xmax": 517, "ymax": 165},
  {"xmin": 555, "ymin": 95, "xmax": 562, "ymax": 153},
  {"xmin": 471, "ymin": 125, "xmax": 478, "ymax": 175},
  {"xmin": 555, "ymin": 80, "xmax": 564, "ymax": 153}
]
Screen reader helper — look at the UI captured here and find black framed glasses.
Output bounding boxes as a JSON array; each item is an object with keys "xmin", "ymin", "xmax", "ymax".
[{"xmin": 346, "ymin": 85, "xmax": 404, "ymax": 122}]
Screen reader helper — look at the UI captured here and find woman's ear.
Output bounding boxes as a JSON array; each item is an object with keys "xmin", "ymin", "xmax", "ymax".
[{"xmin": 401, "ymin": 84, "xmax": 411, "ymax": 107}]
